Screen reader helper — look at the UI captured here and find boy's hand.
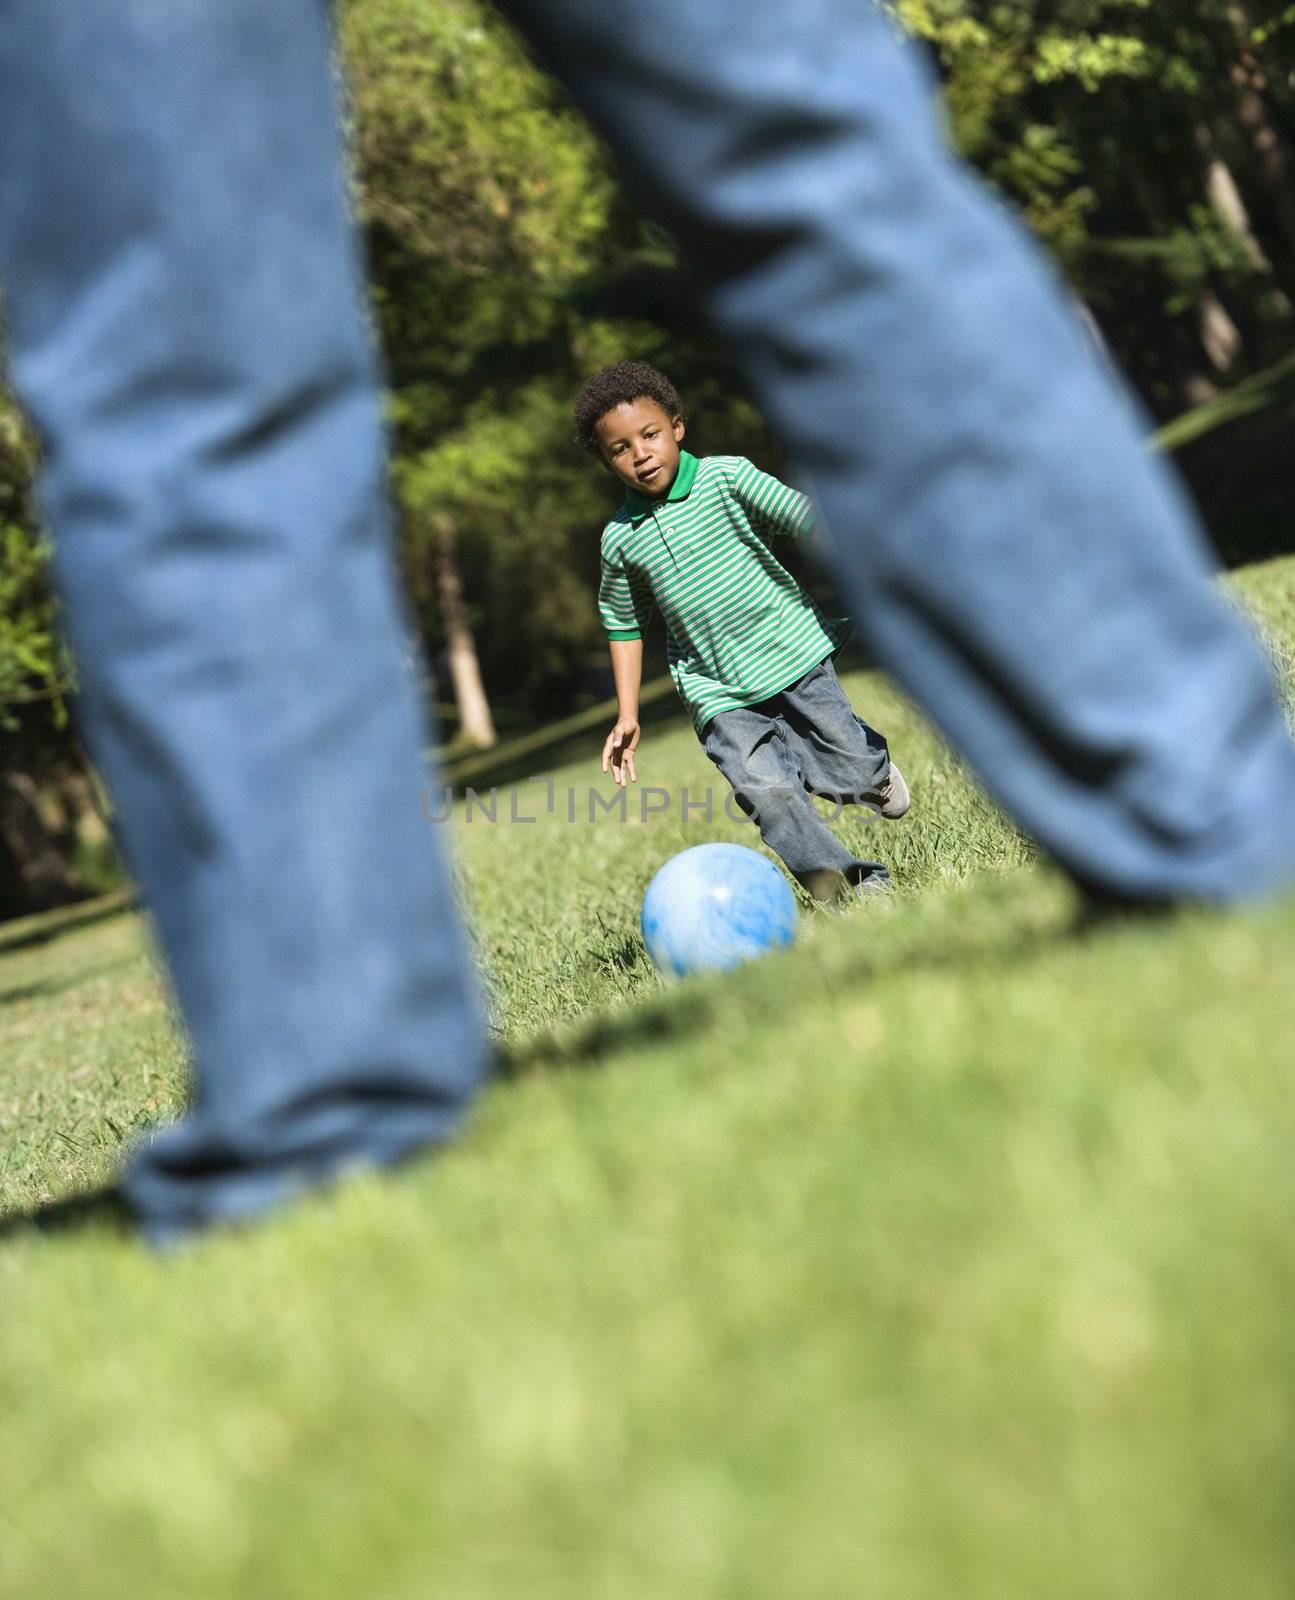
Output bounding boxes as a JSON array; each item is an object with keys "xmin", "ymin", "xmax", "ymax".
[{"xmin": 602, "ymin": 718, "xmax": 640, "ymax": 786}]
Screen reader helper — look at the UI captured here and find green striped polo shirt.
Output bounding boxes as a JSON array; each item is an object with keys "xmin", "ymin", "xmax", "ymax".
[{"xmin": 598, "ymin": 451, "xmax": 846, "ymax": 733}]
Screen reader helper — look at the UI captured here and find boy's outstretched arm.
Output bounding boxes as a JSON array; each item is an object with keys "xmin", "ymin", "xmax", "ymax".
[{"xmin": 601, "ymin": 638, "xmax": 643, "ymax": 786}]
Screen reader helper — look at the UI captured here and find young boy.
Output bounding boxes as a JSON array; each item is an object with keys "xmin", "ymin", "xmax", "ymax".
[{"xmin": 577, "ymin": 360, "xmax": 909, "ymax": 901}]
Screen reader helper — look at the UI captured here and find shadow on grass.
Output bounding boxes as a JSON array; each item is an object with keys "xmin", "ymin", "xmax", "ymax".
[
  {"xmin": 501, "ymin": 872, "xmax": 1116, "ymax": 1076},
  {"xmin": 0, "ymin": 950, "xmax": 146, "ymax": 1009},
  {"xmin": 0, "ymin": 888, "xmax": 138, "ymax": 956},
  {"xmin": 438, "ymin": 675, "xmax": 691, "ymax": 794},
  {"xmin": 0, "ymin": 875, "xmax": 1182, "ymax": 1246},
  {"xmin": 0, "ymin": 1184, "xmax": 131, "ymax": 1242}
]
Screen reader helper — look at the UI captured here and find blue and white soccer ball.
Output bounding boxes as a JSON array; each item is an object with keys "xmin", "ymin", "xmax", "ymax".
[{"xmin": 640, "ymin": 843, "xmax": 799, "ymax": 978}]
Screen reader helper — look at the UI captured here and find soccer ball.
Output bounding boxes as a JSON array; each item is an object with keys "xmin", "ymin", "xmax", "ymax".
[{"xmin": 640, "ymin": 843, "xmax": 798, "ymax": 978}]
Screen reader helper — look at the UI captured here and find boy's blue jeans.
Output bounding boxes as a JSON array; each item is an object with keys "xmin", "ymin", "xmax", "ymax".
[
  {"xmin": 1, "ymin": 1, "xmax": 1293, "ymax": 1238},
  {"xmin": 702, "ymin": 659, "xmax": 892, "ymax": 894}
]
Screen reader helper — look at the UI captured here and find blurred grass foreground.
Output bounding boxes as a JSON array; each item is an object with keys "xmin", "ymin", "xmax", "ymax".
[{"xmin": 2, "ymin": 556, "xmax": 1294, "ymax": 1600}]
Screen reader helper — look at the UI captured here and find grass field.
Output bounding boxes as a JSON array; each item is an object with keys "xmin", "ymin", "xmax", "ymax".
[{"xmin": 2, "ymin": 557, "xmax": 1294, "ymax": 1599}]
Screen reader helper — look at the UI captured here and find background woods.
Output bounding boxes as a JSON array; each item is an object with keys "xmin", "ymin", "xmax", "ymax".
[{"xmin": 3, "ymin": 0, "xmax": 1294, "ymax": 915}]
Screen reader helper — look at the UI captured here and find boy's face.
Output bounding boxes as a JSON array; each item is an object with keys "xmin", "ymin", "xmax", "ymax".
[{"xmin": 593, "ymin": 398, "xmax": 686, "ymax": 499}]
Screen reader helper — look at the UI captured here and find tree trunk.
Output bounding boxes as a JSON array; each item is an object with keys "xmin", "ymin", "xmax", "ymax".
[
  {"xmin": 0, "ymin": 768, "xmax": 83, "ymax": 918},
  {"xmin": 1195, "ymin": 126, "xmax": 1291, "ymax": 359},
  {"xmin": 1220, "ymin": 4, "xmax": 1295, "ymax": 293},
  {"xmin": 433, "ymin": 516, "xmax": 496, "ymax": 750},
  {"xmin": 1202, "ymin": 144, "xmax": 1270, "ymax": 270},
  {"xmin": 1199, "ymin": 287, "xmax": 1244, "ymax": 372}
]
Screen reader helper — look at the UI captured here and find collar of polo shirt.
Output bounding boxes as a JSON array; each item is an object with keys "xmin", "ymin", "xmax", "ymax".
[{"xmin": 623, "ymin": 449, "xmax": 700, "ymax": 521}]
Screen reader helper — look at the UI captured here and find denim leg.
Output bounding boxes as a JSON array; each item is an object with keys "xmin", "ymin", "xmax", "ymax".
[
  {"xmin": 702, "ymin": 705, "xmax": 887, "ymax": 892},
  {"xmin": 0, "ymin": 3, "xmax": 486, "ymax": 1238},
  {"xmin": 777, "ymin": 659, "xmax": 892, "ymax": 806},
  {"xmin": 501, "ymin": 0, "xmax": 1295, "ymax": 903}
]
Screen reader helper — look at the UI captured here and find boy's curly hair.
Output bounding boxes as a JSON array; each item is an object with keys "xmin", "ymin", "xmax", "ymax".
[{"xmin": 573, "ymin": 361, "xmax": 684, "ymax": 455}]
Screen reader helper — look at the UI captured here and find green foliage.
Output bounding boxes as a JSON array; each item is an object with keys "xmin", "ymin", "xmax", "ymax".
[
  {"xmin": 1031, "ymin": 30, "xmax": 1151, "ymax": 92},
  {"xmin": 396, "ymin": 382, "xmax": 610, "ymax": 707},
  {"xmin": 0, "ymin": 526, "xmax": 59, "ymax": 729},
  {"xmin": 341, "ymin": 0, "xmax": 612, "ymax": 291},
  {"xmin": 1253, "ymin": 3, "xmax": 1295, "ymax": 45},
  {"xmin": 0, "ymin": 393, "xmax": 64, "ymax": 734},
  {"xmin": 341, "ymin": 0, "xmax": 781, "ymax": 712},
  {"xmin": 342, "ymin": 0, "xmax": 646, "ymax": 707},
  {"xmin": 889, "ymin": 0, "xmax": 1295, "ymax": 407}
]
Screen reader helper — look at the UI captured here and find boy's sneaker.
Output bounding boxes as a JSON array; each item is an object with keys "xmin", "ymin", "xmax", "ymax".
[
  {"xmin": 802, "ymin": 862, "xmax": 891, "ymax": 904},
  {"xmin": 845, "ymin": 862, "xmax": 892, "ymax": 900},
  {"xmin": 867, "ymin": 762, "xmax": 910, "ymax": 820}
]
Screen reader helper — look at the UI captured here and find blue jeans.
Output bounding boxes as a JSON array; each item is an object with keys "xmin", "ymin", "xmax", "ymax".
[
  {"xmin": 2, "ymin": 3, "xmax": 1293, "ymax": 1238},
  {"xmin": 702, "ymin": 659, "xmax": 891, "ymax": 893}
]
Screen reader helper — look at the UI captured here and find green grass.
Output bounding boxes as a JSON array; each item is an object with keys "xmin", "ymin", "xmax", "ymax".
[{"xmin": 3, "ymin": 560, "xmax": 1295, "ymax": 1599}]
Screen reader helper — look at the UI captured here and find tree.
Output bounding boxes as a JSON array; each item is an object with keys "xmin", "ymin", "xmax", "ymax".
[
  {"xmin": 894, "ymin": 0, "xmax": 1295, "ymax": 411},
  {"xmin": 339, "ymin": 0, "xmax": 620, "ymax": 733},
  {"xmin": 0, "ymin": 388, "xmax": 115, "ymax": 917},
  {"xmin": 341, "ymin": 0, "xmax": 778, "ymax": 723}
]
